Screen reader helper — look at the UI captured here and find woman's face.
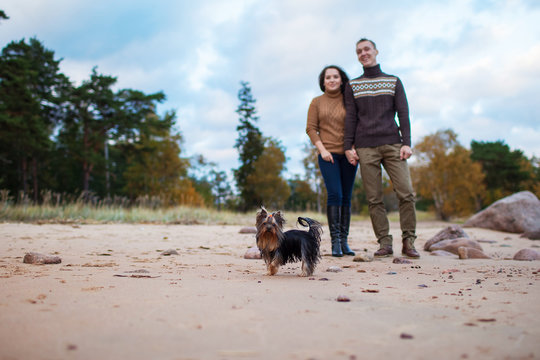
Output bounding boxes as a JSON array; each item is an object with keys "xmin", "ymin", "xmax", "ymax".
[{"xmin": 324, "ymin": 68, "xmax": 342, "ymax": 92}]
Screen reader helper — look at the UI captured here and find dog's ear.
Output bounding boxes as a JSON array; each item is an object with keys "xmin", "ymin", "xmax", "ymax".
[
  {"xmin": 273, "ymin": 211, "xmax": 285, "ymax": 226},
  {"xmin": 256, "ymin": 206, "xmax": 267, "ymax": 226},
  {"xmin": 257, "ymin": 206, "xmax": 267, "ymax": 217}
]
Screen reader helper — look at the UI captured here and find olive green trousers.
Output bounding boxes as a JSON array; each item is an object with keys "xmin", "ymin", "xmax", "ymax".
[{"xmin": 356, "ymin": 144, "xmax": 417, "ymax": 246}]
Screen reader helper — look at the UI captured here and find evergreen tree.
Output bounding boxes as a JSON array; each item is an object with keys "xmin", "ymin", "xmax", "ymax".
[
  {"xmin": 233, "ymin": 81, "xmax": 264, "ymax": 211},
  {"xmin": 0, "ymin": 38, "xmax": 68, "ymax": 201},
  {"xmin": 57, "ymin": 67, "xmax": 167, "ymax": 196},
  {"xmin": 470, "ymin": 140, "xmax": 535, "ymax": 205}
]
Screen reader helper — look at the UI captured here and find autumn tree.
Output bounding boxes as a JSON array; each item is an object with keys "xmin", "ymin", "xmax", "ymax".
[
  {"xmin": 121, "ymin": 115, "xmax": 203, "ymax": 206},
  {"xmin": 233, "ymin": 81, "xmax": 265, "ymax": 211},
  {"xmin": 245, "ymin": 138, "xmax": 291, "ymax": 209},
  {"xmin": 301, "ymin": 141, "xmax": 326, "ymax": 212},
  {"xmin": 286, "ymin": 175, "xmax": 318, "ymax": 211},
  {"xmin": 411, "ymin": 129, "xmax": 485, "ymax": 220}
]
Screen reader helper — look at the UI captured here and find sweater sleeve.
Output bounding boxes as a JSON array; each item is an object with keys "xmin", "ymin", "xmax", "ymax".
[
  {"xmin": 343, "ymin": 82, "xmax": 357, "ymax": 151},
  {"xmin": 394, "ymin": 78, "xmax": 411, "ymax": 147},
  {"xmin": 306, "ymin": 98, "xmax": 322, "ymax": 146}
]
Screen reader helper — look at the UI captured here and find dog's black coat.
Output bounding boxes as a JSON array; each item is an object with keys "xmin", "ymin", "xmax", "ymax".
[{"xmin": 256, "ymin": 208, "xmax": 322, "ymax": 276}]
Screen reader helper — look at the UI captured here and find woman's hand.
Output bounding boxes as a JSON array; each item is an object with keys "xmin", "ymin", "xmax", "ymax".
[{"xmin": 320, "ymin": 149, "xmax": 334, "ymax": 163}]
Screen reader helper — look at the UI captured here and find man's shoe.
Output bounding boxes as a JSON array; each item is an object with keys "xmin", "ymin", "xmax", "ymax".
[
  {"xmin": 374, "ymin": 246, "xmax": 393, "ymax": 257},
  {"xmin": 402, "ymin": 239, "xmax": 420, "ymax": 258}
]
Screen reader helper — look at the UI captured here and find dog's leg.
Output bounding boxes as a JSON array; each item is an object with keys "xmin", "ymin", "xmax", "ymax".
[
  {"xmin": 268, "ymin": 261, "xmax": 279, "ymax": 276},
  {"xmin": 301, "ymin": 261, "xmax": 312, "ymax": 277},
  {"xmin": 300, "ymin": 261, "xmax": 308, "ymax": 277}
]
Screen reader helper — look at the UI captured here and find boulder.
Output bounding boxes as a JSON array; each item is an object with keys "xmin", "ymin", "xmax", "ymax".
[
  {"xmin": 429, "ymin": 250, "xmax": 457, "ymax": 257},
  {"xmin": 428, "ymin": 238, "xmax": 483, "ymax": 255},
  {"xmin": 464, "ymin": 191, "xmax": 540, "ymax": 234},
  {"xmin": 513, "ymin": 248, "xmax": 540, "ymax": 261},
  {"xmin": 457, "ymin": 246, "xmax": 491, "ymax": 259},
  {"xmin": 520, "ymin": 230, "xmax": 540, "ymax": 240},
  {"xmin": 424, "ymin": 225, "xmax": 469, "ymax": 251}
]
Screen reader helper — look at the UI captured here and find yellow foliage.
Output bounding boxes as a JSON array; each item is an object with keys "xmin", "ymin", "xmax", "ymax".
[{"xmin": 411, "ymin": 129, "xmax": 485, "ymax": 220}]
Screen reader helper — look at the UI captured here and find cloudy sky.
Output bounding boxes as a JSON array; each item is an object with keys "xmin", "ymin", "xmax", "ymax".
[{"xmin": 1, "ymin": 0, "xmax": 539, "ymax": 180}]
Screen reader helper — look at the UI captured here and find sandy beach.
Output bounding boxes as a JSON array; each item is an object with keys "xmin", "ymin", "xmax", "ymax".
[{"xmin": 0, "ymin": 220, "xmax": 539, "ymax": 360}]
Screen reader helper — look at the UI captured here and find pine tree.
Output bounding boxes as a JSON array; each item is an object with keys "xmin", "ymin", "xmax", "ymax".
[
  {"xmin": 233, "ymin": 81, "xmax": 264, "ymax": 211},
  {"xmin": 0, "ymin": 38, "xmax": 68, "ymax": 201}
]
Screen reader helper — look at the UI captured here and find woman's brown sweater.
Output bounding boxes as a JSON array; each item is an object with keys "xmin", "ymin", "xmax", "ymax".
[{"xmin": 306, "ymin": 90, "xmax": 346, "ymax": 154}]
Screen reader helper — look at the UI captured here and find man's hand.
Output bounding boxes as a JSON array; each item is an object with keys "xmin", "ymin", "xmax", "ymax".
[
  {"xmin": 345, "ymin": 149, "xmax": 359, "ymax": 166},
  {"xmin": 400, "ymin": 145, "xmax": 413, "ymax": 160}
]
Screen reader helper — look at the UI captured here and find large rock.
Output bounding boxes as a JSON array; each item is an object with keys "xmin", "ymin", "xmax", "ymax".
[
  {"xmin": 428, "ymin": 238, "xmax": 483, "ymax": 255},
  {"xmin": 521, "ymin": 230, "xmax": 540, "ymax": 240},
  {"xmin": 513, "ymin": 248, "xmax": 540, "ymax": 261},
  {"xmin": 457, "ymin": 246, "xmax": 491, "ymax": 259},
  {"xmin": 464, "ymin": 191, "xmax": 540, "ymax": 234},
  {"xmin": 424, "ymin": 225, "xmax": 469, "ymax": 251}
]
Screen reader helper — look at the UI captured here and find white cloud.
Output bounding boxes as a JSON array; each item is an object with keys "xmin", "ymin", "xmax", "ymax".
[{"xmin": 2, "ymin": 0, "xmax": 540, "ymax": 181}]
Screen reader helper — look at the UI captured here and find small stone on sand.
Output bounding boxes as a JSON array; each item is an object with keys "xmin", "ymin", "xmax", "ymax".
[
  {"xmin": 243, "ymin": 246, "xmax": 261, "ymax": 259},
  {"xmin": 326, "ymin": 266, "xmax": 342, "ymax": 273},
  {"xmin": 23, "ymin": 252, "xmax": 61, "ymax": 265}
]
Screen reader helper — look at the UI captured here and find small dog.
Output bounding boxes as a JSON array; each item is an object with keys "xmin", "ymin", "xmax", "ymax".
[{"xmin": 255, "ymin": 207, "xmax": 322, "ymax": 276}]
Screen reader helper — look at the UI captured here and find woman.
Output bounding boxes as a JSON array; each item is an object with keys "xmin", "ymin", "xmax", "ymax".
[{"xmin": 306, "ymin": 65, "xmax": 358, "ymax": 257}]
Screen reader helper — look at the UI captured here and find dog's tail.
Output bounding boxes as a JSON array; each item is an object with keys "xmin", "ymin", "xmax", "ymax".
[{"xmin": 297, "ymin": 217, "xmax": 323, "ymax": 244}]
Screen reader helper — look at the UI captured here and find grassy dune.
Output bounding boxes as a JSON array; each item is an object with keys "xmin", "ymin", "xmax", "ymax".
[{"xmin": 0, "ymin": 201, "xmax": 436, "ymax": 225}]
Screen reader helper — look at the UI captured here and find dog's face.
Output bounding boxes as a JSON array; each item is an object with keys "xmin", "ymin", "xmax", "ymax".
[
  {"xmin": 255, "ymin": 207, "xmax": 285, "ymax": 252},
  {"xmin": 256, "ymin": 207, "xmax": 285, "ymax": 230}
]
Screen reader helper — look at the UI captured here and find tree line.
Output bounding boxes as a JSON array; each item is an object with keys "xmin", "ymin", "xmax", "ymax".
[{"xmin": 1, "ymin": 29, "xmax": 538, "ymax": 219}]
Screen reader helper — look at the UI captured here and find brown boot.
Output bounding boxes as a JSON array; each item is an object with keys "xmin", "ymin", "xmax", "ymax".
[
  {"xmin": 402, "ymin": 238, "xmax": 420, "ymax": 258},
  {"xmin": 374, "ymin": 245, "xmax": 393, "ymax": 257}
]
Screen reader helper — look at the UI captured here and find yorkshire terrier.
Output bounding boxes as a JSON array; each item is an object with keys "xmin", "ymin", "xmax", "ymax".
[{"xmin": 255, "ymin": 207, "xmax": 323, "ymax": 277}]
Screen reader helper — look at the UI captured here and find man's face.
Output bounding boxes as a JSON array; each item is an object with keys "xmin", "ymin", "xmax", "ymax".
[{"xmin": 356, "ymin": 41, "xmax": 378, "ymax": 68}]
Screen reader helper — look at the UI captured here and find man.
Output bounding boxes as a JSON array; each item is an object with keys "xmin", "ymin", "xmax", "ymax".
[{"xmin": 344, "ymin": 38, "xmax": 419, "ymax": 258}]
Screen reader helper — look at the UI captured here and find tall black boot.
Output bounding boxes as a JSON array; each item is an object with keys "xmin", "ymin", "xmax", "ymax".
[
  {"xmin": 340, "ymin": 206, "xmax": 355, "ymax": 256},
  {"xmin": 327, "ymin": 205, "xmax": 343, "ymax": 257}
]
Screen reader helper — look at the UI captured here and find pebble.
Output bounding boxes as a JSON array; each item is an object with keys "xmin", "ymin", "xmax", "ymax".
[
  {"xmin": 393, "ymin": 257, "xmax": 412, "ymax": 264},
  {"xmin": 243, "ymin": 246, "xmax": 262, "ymax": 259},
  {"xmin": 23, "ymin": 252, "xmax": 61, "ymax": 265},
  {"xmin": 161, "ymin": 249, "xmax": 179, "ymax": 256},
  {"xmin": 336, "ymin": 295, "xmax": 350, "ymax": 302},
  {"xmin": 239, "ymin": 227, "xmax": 257, "ymax": 234},
  {"xmin": 327, "ymin": 266, "xmax": 342, "ymax": 273},
  {"xmin": 353, "ymin": 253, "xmax": 373, "ymax": 262}
]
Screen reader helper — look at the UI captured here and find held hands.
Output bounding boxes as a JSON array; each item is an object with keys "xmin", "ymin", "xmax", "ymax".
[
  {"xmin": 345, "ymin": 149, "xmax": 359, "ymax": 166},
  {"xmin": 400, "ymin": 145, "xmax": 413, "ymax": 160}
]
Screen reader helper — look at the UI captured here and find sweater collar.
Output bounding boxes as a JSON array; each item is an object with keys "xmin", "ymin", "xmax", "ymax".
[
  {"xmin": 324, "ymin": 89, "xmax": 342, "ymax": 98},
  {"xmin": 363, "ymin": 64, "xmax": 382, "ymax": 78}
]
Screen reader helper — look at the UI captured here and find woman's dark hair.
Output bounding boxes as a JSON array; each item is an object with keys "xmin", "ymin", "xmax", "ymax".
[{"xmin": 318, "ymin": 65, "xmax": 349, "ymax": 93}]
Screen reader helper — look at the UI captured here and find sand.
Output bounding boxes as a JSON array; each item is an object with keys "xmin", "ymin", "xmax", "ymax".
[{"xmin": 0, "ymin": 220, "xmax": 539, "ymax": 360}]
